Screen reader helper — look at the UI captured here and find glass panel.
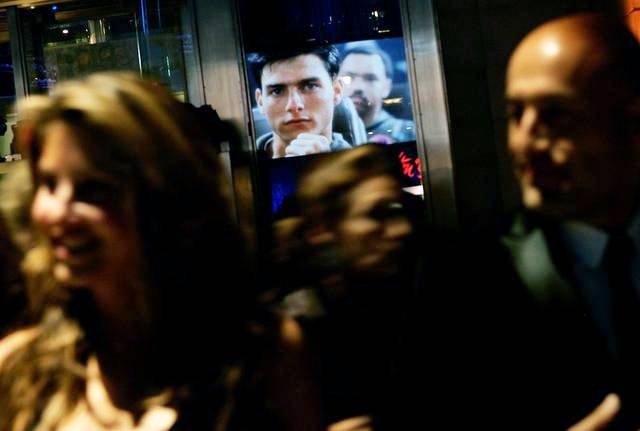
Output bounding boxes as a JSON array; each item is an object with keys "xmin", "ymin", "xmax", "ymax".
[
  {"xmin": 238, "ymin": 0, "xmax": 423, "ymax": 221},
  {"xmin": 0, "ymin": 10, "xmax": 17, "ymax": 160},
  {"xmin": 18, "ymin": 0, "xmax": 189, "ymax": 100}
]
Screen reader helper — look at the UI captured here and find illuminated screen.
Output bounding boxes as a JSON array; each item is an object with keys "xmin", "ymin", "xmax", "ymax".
[
  {"xmin": 247, "ymin": 37, "xmax": 416, "ymax": 159},
  {"xmin": 249, "ymin": 37, "xmax": 422, "ymax": 218}
]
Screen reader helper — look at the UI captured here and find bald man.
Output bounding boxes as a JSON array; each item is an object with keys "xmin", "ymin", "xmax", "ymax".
[{"xmin": 497, "ymin": 12, "xmax": 640, "ymax": 430}]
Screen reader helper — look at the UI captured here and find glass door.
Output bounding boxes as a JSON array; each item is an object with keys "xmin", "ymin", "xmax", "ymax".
[
  {"xmin": 15, "ymin": 0, "xmax": 192, "ymax": 100},
  {"xmin": 0, "ymin": 10, "xmax": 17, "ymax": 160}
]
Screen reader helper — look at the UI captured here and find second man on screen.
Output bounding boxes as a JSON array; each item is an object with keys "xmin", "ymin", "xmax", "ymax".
[{"xmin": 339, "ymin": 45, "xmax": 416, "ymax": 144}]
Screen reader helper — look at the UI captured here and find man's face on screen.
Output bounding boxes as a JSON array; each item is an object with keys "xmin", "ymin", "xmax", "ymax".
[
  {"xmin": 256, "ymin": 54, "xmax": 341, "ymax": 144},
  {"xmin": 339, "ymin": 53, "xmax": 392, "ymax": 125}
]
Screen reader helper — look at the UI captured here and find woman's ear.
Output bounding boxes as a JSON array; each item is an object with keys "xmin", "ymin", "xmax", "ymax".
[{"xmin": 305, "ymin": 224, "xmax": 335, "ymax": 246}]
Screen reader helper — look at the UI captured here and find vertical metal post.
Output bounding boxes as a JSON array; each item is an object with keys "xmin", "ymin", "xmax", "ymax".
[
  {"xmin": 7, "ymin": 6, "xmax": 28, "ymax": 100},
  {"xmin": 400, "ymin": 0, "xmax": 458, "ymax": 231},
  {"xmin": 136, "ymin": 0, "xmax": 151, "ymax": 76},
  {"xmin": 180, "ymin": 0, "xmax": 205, "ymax": 105}
]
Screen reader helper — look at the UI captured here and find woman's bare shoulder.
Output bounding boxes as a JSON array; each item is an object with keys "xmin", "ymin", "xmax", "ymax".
[{"xmin": 0, "ymin": 327, "xmax": 40, "ymax": 366}]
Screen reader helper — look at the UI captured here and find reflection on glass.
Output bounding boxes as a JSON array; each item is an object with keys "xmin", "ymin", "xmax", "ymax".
[
  {"xmin": 18, "ymin": 0, "xmax": 189, "ymax": 99},
  {"xmin": 266, "ymin": 141, "xmax": 421, "ymax": 216},
  {"xmin": 0, "ymin": 10, "xmax": 17, "ymax": 158}
]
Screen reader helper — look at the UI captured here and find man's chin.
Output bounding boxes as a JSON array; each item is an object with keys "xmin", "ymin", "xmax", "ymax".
[
  {"xmin": 278, "ymin": 125, "xmax": 314, "ymax": 138},
  {"xmin": 522, "ymin": 186, "xmax": 576, "ymax": 219},
  {"xmin": 522, "ymin": 186, "xmax": 543, "ymax": 209},
  {"xmin": 350, "ymin": 102, "xmax": 368, "ymax": 118}
]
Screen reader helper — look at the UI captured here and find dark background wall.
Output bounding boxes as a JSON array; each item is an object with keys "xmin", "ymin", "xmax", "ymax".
[{"xmin": 433, "ymin": 0, "xmax": 621, "ymax": 232}]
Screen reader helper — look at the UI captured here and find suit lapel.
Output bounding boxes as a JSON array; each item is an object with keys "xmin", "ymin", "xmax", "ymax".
[{"xmin": 501, "ymin": 213, "xmax": 577, "ymax": 307}]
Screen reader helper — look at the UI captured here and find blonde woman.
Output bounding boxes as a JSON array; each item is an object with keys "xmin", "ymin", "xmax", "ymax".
[{"xmin": 0, "ymin": 72, "xmax": 319, "ymax": 430}]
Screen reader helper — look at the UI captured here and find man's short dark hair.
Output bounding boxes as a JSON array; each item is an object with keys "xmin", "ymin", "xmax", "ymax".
[
  {"xmin": 250, "ymin": 44, "xmax": 340, "ymax": 88},
  {"xmin": 342, "ymin": 46, "xmax": 394, "ymax": 80}
]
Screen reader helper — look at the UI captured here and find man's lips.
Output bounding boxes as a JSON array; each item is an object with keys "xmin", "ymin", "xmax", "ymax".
[
  {"xmin": 284, "ymin": 118, "xmax": 311, "ymax": 125},
  {"xmin": 349, "ymin": 95, "xmax": 368, "ymax": 106},
  {"xmin": 520, "ymin": 165, "xmax": 571, "ymax": 193}
]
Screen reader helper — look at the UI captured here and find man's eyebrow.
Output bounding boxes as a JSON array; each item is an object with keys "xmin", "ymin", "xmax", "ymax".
[
  {"xmin": 265, "ymin": 77, "xmax": 323, "ymax": 90},
  {"xmin": 298, "ymin": 77, "xmax": 322, "ymax": 86},
  {"xmin": 265, "ymin": 83, "xmax": 285, "ymax": 91}
]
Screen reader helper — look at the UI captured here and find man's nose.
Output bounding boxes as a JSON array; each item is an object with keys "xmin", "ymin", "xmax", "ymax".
[
  {"xmin": 285, "ymin": 89, "xmax": 304, "ymax": 112},
  {"xmin": 513, "ymin": 106, "xmax": 551, "ymax": 152}
]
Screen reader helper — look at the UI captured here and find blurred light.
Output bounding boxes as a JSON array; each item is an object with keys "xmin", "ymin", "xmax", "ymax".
[
  {"xmin": 383, "ymin": 97, "xmax": 402, "ymax": 105},
  {"xmin": 373, "ymin": 10, "xmax": 379, "ymax": 17},
  {"xmin": 340, "ymin": 76, "xmax": 352, "ymax": 85},
  {"xmin": 29, "ymin": 5, "xmax": 35, "ymax": 9},
  {"xmin": 542, "ymin": 39, "xmax": 560, "ymax": 57},
  {"xmin": 51, "ymin": 5, "xmax": 58, "ymax": 10},
  {"xmin": 62, "ymin": 29, "xmax": 69, "ymax": 34}
]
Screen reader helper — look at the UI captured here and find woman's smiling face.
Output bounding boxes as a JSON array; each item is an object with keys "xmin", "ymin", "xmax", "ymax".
[{"xmin": 31, "ymin": 120, "xmax": 142, "ymax": 290}]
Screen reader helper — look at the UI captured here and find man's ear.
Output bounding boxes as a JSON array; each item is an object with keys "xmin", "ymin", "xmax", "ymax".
[
  {"xmin": 255, "ymin": 88, "xmax": 264, "ymax": 114},
  {"xmin": 382, "ymin": 77, "xmax": 392, "ymax": 99},
  {"xmin": 333, "ymin": 78, "xmax": 343, "ymax": 106}
]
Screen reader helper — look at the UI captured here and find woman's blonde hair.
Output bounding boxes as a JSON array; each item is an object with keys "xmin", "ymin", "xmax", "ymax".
[{"xmin": 0, "ymin": 72, "xmax": 252, "ymax": 429}]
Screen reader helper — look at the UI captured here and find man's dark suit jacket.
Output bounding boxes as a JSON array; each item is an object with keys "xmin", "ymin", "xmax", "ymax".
[{"xmin": 425, "ymin": 211, "xmax": 634, "ymax": 429}]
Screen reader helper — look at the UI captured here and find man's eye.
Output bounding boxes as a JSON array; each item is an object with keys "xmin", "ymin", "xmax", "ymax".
[
  {"xmin": 506, "ymin": 103, "xmax": 523, "ymax": 122},
  {"xmin": 363, "ymin": 74, "xmax": 378, "ymax": 82},
  {"xmin": 542, "ymin": 108, "xmax": 575, "ymax": 130},
  {"xmin": 268, "ymin": 88, "xmax": 283, "ymax": 96},
  {"xmin": 303, "ymin": 82, "xmax": 319, "ymax": 91}
]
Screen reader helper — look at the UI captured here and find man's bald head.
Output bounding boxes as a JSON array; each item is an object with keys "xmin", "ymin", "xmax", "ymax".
[
  {"xmin": 508, "ymin": 13, "xmax": 640, "ymax": 106},
  {"xmin": 506, "ymin": 13, "xmax": 640, "ymax": 229}
]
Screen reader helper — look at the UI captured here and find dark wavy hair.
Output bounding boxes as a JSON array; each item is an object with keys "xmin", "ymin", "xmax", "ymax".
[{"xmin": 250, "ymin": 43, "xmax": 340, "ymax": 88}]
